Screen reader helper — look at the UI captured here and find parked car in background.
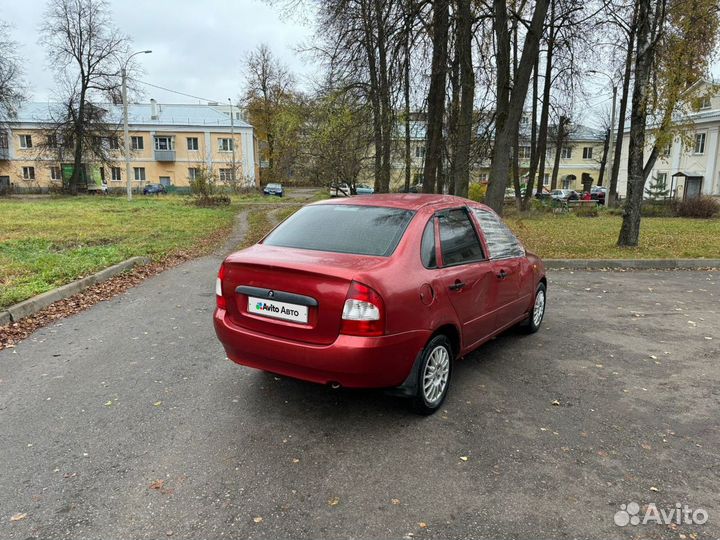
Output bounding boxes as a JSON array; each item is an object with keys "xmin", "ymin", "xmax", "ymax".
[
  {"xmin": 214, "ymin": 194, "xmax": 547, "ymax": 414},
  {"xmin": 143, "ymin": 183, "xmax": 167, "ymax": 195},
  {"xmin": 591, "ymin": 186, "xmax": 607, "ymax": 205},
  {"xmin": 329, "ymin": 183, "xmax": 351, "ymax": 197},
  {"xmin": 551, "ymin": 189, "xmax": 579, "ymax": 201},
  {"xmin": 330, "ymin": 182, "xmax": 375, "ymax": 196},
  {"xmin": 263, "ymin": 183, "xmax": 284, "ymax": 197}
]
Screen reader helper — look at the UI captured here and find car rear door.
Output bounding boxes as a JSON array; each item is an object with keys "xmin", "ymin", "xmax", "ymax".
[
  {"xmin": 434, "ymin": 208, "xmax": 497, "ymax": 349},
  {"xmin": 470, "ymin": 207, "xmax": 533, "ymax": 328}
]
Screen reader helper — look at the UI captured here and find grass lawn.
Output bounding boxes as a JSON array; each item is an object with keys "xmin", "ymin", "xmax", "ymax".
[
  {"xmin": 0, "ymin": 196, "xmax": 239, "ymax": 309},
  {"xmin": 504, "ymin": 213, "xmax": 720, "ymax": 259}
]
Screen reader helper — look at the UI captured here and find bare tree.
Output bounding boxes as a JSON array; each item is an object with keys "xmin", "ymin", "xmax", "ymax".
[
  {"xmin": 485, "ymin": 0, "xmax": 549, "ymax": 214},
  {"xmin": 242, "ymin": 44, "xmax": 296, "ymax": 183},
  {"xmin": 618, "ymin": 0, "xmax": 719, "ymax": 246},
  {"xmin": 40, "ymin": 0, "xmax": 131, "ymax": 194},
  {"xmin": 0, "ymin": 20, "xmax": 25, "ymax": 127}
]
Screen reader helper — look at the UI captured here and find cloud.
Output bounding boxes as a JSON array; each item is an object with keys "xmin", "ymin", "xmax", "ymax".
[{"xmin": 2, "ymin": 0, "xmax": 317, "ymax": 103}]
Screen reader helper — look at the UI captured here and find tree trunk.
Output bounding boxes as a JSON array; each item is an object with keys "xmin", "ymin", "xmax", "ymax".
[
  {"xmin": 374, "ymin": 0, "xmax": 392, "ymax": 193},
  {"xmin": 532, "ymin": 19, "xmax": 555, "ymax": 201},
  {"xmin": 453, "ymin": 0, "xmax": 474, "ymax": 198},
  {"xmin": 618, "ymin": 0, "xmax": 653, "ymax": 247},
  {"xmin": 70, "ymin": 86, "xmax": 88, "ymax": 196},
  {"xmin": 521, "ymin": 55, "xmax": 539, "ymax": 211},
  {"xmin": 597, "ymin": 127, "xmax": 610, "ymax": 186},
  {"xmin": 447, "ymin": 35, "xmax": 460, "ymax": 196},
  {"xmin": 608, "ymin": 2, "xmax": 638, "ymax": 207},
  {"xmin": 403, "ymin": 6, "xmax": 412, "ymax": 193},
  {"xmin": 485, "ymin": 0, "xmax": 549, "ymax": 214},
  {"xmin": 550, "ymin": 131, "xmax": 563, "ymax": 190},
  {"xmin": 422, "ymin": 0, "xmax": 449, "ymax": 194}
]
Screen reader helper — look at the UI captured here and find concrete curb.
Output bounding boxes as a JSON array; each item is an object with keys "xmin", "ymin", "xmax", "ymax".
[
  {"xmin": 1, "ymin": 256, "xmax": 150, "ymax": 325},
  {"xmin": 544, "ymin": 259, "xmax": 720, "ymax": 270}
]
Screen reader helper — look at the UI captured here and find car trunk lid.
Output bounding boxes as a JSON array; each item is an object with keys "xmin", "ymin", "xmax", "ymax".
[{"xmin": 221, "ymin": 245, "xmax": 389, "ymax": 345}]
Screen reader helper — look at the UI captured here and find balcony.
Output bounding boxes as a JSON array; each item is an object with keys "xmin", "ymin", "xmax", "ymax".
[{"xmin": 154, "ymin": 149, "xmax": 176, "ymax": 161}]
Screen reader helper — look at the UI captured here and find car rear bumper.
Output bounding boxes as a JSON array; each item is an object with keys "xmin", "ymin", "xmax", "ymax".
[{"xmin": 213, "ymin": 309, "xmax": 429, "ymax": 388}]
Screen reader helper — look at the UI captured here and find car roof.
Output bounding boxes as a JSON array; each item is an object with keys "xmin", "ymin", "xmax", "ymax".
[{"xmin": 312, "ymin": 193, "xmax": 493, "ymax": 212}]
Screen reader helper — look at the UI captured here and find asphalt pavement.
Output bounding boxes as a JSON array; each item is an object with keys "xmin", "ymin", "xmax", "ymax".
[{"xmin": 1, "ymin": 250, "xmax": 718, "ymax": 539}]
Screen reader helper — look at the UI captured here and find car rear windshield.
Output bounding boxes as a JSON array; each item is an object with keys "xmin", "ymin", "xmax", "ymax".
[{"xmin": 263, "ymin": 204, "xmax": 414, "ymax": 256}]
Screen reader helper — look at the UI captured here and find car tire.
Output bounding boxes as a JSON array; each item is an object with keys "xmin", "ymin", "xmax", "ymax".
[
  {"xmin": 521, "ymin": 282, "xmax": 546, "ymax": 334},
  {"xmin": 411, "ymin": 334, "xmax": 453, "ymax": 415}
]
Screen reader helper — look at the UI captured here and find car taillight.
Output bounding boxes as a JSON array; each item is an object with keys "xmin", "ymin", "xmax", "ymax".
[
  {"xmin": 216, "ymin": 263, "xmax": 227, "ymax": 310},
  {"xmin": 340, "ymin": 281, "xmax": 385, "ymax": 336}
]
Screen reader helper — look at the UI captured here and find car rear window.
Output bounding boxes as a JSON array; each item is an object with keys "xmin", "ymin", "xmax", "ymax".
[{"xmin": 263, "ymin": 204, "xmax": 414, "ymax": 256}]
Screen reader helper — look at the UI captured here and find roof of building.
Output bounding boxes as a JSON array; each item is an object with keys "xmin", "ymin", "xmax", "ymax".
[{"xmin": 13, "ymin": 101, "xmax": 252, "ymax": 129}]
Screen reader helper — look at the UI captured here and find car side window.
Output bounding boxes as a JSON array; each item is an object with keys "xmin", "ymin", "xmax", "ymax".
[
  {"xmin": 471, "ymin": 208, "xmax": 525, "ymax": 260},
  {"xmin": 437, "ymin": 208, "xmax": 484, "ymax": 266},
  {"xmin": 420, "ymin": 218, "xmax": 437, "ymax": 268}
]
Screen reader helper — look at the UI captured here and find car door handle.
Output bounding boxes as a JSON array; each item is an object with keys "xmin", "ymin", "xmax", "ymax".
[
  {"xmin": 496, "ymin": 270, "xmax": 508, "ymax": 280},
  {"xmin": 449, "ymin": 280, "xmax": 465, "ymax": 291}
]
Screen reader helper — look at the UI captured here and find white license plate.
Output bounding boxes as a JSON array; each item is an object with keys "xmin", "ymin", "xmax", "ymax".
[{"xmin": 247, "ymin": 296, "xmax": 308, "ymax": 324}]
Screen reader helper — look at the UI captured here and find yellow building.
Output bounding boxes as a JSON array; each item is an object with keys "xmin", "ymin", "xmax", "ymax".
[{"xmin": 0, "ymin": 100, "xmax": 258, "ymax": 192}]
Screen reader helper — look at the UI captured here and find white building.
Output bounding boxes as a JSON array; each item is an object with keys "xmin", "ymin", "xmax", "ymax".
[{"xmin": 617, "ymin": 80, "xmax": 720, "ymax": 199}]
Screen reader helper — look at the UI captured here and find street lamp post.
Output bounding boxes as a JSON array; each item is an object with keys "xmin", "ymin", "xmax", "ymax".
[
  {"xmin": 123, "ymin": 50, "xmax": 152, "ymax": 201},
  {"xmin": 588, "ymin": 70, "xmax": 617, "ymax": 203}
]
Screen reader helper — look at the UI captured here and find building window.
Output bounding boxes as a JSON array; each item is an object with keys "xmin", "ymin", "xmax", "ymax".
[
  {"xmin": 582, "ymin": 147, "xmax": 593, "ymax": 160},
  {"xmin": 22, "ymin": 166, "xmax": 35, "ymax": 180},
  {"xmin": 699, "ymin": 96, "xmax": 712, "ymax": 110},
  {"xmin": 188, "ymin": 167, "xmax": 198, "ymax": 180},
  {"xmin": 479, "ymin": 173, "xmax": 488, "ymax": 184},
  {"xmin": 543, "ymin": 173, "xmax": 550, "ymax": 186},
  {"xmin": 560, "ymin": 146, "xmax": 572, "ymax": 159},
  {"xmin": 133, "ymin": 167, "xmax": 146, "ymax": 181},
  {"xmin": 218, "ymin": 138, "xmax": 234, "ymax": 152},
  {"xmin": 19, "ymin": 135, "xmax": 32, "ymax": 149},
  {"xmin": 154, "ymin": 136, "xmax": 174, "ymax": 151},
  {"xmin": 415, "ymin": 146, "xmax": 425, "ymax": 158},
  {"xmin": 413, "ymin": 172, "xmax": 424, "ymax": 184},
  {"xmin": 218, "ymin": 168, "xmax": 233, "ymax": 182},
  {"xmin": 50, "ymin": 166, "xmax": 62, "ymax": 181},
  {"xmin": 518, "ymin": 145, "xmax": 531, "ymax": 160},
  {"xmin": 656, "ymin": 172, "xmax": 668, "ymax": 186},
  {"xmin": 661, "ymin": 143, "xmax": 671, "ymax": 157},
  {"xmin": 131, "ymin": 136, "xmax": 144, "ymax": 150},
  {"xmin": 694, "ymin": 133, "xmax": 706, "ymax": 155},
  {"xmin": 187, "ymin": 137, "xmax": 199, "ymax": 151},
  {"xmin": 111, "ymin": 167, "xmax": 122, "ymax": 181},
  {"xmin": 0, "ymin": 133, "xmax": 7, "ymax": 148},
  {"xmin": 46, "ymin": 134, "xmax": 58, "ymax": 148},
  {"xmin": 107, "ymin": 136, "xmax": 120, "ymax": 150}
]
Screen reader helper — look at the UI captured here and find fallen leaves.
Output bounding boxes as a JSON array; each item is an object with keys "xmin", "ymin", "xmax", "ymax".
[
  {"xmin": 253, "ymin": 516, "xmax": 263, "ymax": 524},
  {"xmin": 327, "ymin": 496, "xmax": 340, "ymax": 507},
  {"xmin": 650, "ymin": 486, "xmax": 659, "ymax": 492},
  {"xmin": 551, "ymin": 399, "xmax": 561, "ymax": 406},
  {"xmin": 391, "ymin": 498, "xmax": 401, "ymax": 505},
  {"xmin": 149, "ymin": 479, "xmax": 165, "ymax": 490},
  {"xmin": 10, "ymin": 512, "xmax": 27, "ymax": 522},
  {"xmin": 419, "ymin": 522, "xmax": 428, "ymax": 529}
]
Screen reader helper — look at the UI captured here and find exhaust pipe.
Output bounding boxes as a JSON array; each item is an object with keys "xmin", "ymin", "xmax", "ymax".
[{"xmin": 329, "ymin": 382, "xmax": 341, "ymax": 390}]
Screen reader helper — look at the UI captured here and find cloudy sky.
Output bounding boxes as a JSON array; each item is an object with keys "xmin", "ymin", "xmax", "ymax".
[{"xmin": 1, "ymin": 0, "xmax": 319, "ymax": 104}]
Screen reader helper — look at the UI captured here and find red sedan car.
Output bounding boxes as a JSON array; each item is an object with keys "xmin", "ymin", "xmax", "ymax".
[{"xmin": 214, "ymin": 194, "xmax": 546, "ymax": 414}]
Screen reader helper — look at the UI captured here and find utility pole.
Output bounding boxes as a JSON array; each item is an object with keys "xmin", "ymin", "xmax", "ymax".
[
  {"xmin": 229, "ymin": 98, "xmax": 236, "ymax": 186},
  {"xmin": 122, "ymin": 50, "xmax": 152, "ymax": 201}
]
